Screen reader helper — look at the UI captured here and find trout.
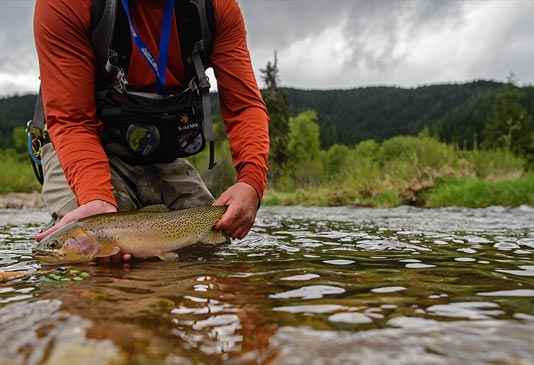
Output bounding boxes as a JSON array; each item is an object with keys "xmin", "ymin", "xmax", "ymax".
[{"xmin": 33, "ymin": 204, "xmax": 228, "ymax": 264}]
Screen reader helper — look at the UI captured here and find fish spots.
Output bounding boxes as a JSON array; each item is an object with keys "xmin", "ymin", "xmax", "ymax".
[{"xmin": 35, "ymin": 205, "xmax": 229, "ymax": 262}]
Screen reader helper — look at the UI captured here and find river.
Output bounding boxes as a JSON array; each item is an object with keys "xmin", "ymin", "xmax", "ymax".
[{"xmin": 0, "ymin": 206, "xmax": 533, "ymax": 365}]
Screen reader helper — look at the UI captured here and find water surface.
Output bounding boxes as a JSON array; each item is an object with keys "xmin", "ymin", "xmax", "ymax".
[{"xmin": 0, "ymin": 206, "xmax": 533, "ymax": 365}]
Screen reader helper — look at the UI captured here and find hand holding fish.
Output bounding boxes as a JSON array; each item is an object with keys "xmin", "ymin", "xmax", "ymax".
[
  {"xmin": 213, "ymin": 182, "xmax": 259, "ymax": 239},
  {"xmin": 35, "ymin": 200, "xmax": 131, "ymax": 262}
]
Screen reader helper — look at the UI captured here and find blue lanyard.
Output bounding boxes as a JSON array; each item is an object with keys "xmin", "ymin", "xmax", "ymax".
[{"xmin": 120, "ymin": 0, "xmax": 175, "ymax": 94}]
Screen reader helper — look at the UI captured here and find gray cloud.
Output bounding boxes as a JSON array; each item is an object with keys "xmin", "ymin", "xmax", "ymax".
[
  {"xmin": 0, "ymin": 2, "xmax": 36, "ymax": 70},
  {"xmin": 239, "ymin": 0, "xmax": 469, "ymax": 87},
  {"xmin": 239, "ymin": 0, "xmax": 534, "ymax": 88},
  {"xmin": 0, "ymin": 0, "xmax": 533, "ymax": 95}
]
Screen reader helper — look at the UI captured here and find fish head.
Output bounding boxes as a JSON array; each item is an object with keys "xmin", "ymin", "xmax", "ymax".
[{"xmin": 33, "ymin": 223, "xmax": 100, "ymax": 264}]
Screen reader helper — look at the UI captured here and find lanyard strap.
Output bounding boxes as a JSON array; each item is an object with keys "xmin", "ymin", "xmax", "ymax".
[{"xmin": 120, "ymin": 0, "xmax": 175, "ymax": 94}]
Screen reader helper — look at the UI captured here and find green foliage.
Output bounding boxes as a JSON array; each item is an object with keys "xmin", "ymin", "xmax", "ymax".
[
  {"xmin": 260, "ymin": 53, "xmax": 291, "ymax": 182},
  {"xmin": 458, "ymin": 148, "xmax": 525, "ymax": 179},
  {"xmin": 0, "ymin": 94, "xmax": 37, "ymax": 149},
  {"xmin": 354, "ymin": 139, "xmax": 380, "ymax": 158},
  {"xmin": 422, "ymin": 175, "xmax": 534, "ymax": 208},
  {"xmin": 343, "ymin": 155, "xmax": 382, "ymax": 197},
  {"xmin": 262, "ymin": 89, "xmax": 290, "ymax": 182},
  {"xmin": 284, "ymin": 80, "xmax": 505, "ymax": 148},
  {"xmin": 378, "ymin": 135, "xmax": 455, "ymax": 170},
  {"xmin": 323, "ymin": 144, "xmax": 350, "ymax": 180},
  {"xmin": 484, "ymin": 82, "xmax": 534, "ymax": 159},
  {"xmin": 0, "ymin": 149, "xmax": 41, "ymax": 194},
  {"xmin": 432, "ymin": 93, "xmax": 495, "ymax": 149},
  {"xmin": 288, "ymin": 110, "xmax": 321, "ymax": 162},
  {"xmin": 12, "ymin": 127, "xmax": 28, "ymax": 154},
  {"xmin": 283, "ymin": 110, "xmax": 323, "ymax": 189},
  {"xmin": 268, "ymin": 132, "xmax": 528, "ymax": 207}
]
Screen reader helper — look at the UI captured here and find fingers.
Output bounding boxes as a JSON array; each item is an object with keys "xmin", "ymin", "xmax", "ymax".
[
  {"xmin": 215, "ymin": 203, "xmax": 254, "ymax": 239},
  {"xmin": 35, "ymin": 214, "xmax": 75, "ymax": 242},
  {"xmin": 213, "ymin": 182, "xmax": 259, "ymax": 239},
  {"xmin": 35, "ymin": 200, "xmax": 117, "ymax": 242},
  {"xmin": 95, "ymin": 250, "xmax": 131, "ymax": 263}
]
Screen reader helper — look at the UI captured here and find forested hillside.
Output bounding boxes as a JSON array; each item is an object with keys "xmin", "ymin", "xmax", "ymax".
[
  {"xmin": 282, "ymin": 80, "xmax": 506, "ymax": 147},
  {"xmin": 0, "ymin": 94, "xmax": 36, "ymax": 147},
  {"xmin": 2, "ymin": 81, "xmax": 533, "ymax": 150}
]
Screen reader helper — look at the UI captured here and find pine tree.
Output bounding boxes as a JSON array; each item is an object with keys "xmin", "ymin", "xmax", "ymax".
[
  {"xmin": 260, "ymin": 51, "xmax": 290, "ymax": 183},
  {"xmin": 484, "ymin": 79, "xmax": 534, "ymax": 158}
]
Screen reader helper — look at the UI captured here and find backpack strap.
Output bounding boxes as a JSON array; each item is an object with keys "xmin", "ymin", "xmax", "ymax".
[
  {"xmin": 91, "ymin": 0, "xmax": 217, "ymax": 169},
  {"xmin": 91, "ymin": 0, "xmax": 119, "ymax": 74},
  {"xmin": 189, "ymin": 0, "xmax": 216, "ymax": 168},
  {"xmin": 192, "ymin": 0, "xmax": 213, "ymax": 57},
  {"xmin": 31, "ymin": 86, "xmax": 45, "ymax": 130}
]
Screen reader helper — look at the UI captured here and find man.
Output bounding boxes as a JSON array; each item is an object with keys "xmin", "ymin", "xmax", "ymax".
[{"xmin": 33, "ymin": 0, "xmax": 269, "ymax": 260}]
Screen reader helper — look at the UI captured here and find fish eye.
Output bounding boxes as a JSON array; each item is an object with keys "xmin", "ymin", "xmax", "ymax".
[{"xmin": 47, "ymin": 240, "xmax": 60, "ymax": 249}]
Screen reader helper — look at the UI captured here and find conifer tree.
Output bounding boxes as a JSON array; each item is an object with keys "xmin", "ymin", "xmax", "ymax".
[
  {"xmin": 260, "ymin": 51, "xmax": 290, "ymax": 183},
  {"xmin": 484, "ymin": 78, "xmax": 534, "ymax": 160}
]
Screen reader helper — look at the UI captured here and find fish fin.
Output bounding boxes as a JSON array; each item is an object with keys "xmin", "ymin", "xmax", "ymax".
[
  {"xmin": 139, "ymin": 204, "xmax": 170, "ymax": 212},
  {"xmin": 158, "ymin": 252, "xmax": 179, "ymax": 261},
  {"xmin": 0, "ymin": 271, "xmax": 30, "ymax": 282},
  {"xmin": 200, "ymin": 230, "xmax": 230, "ymax": 245},
  {"xmin": 93, "ymin": 243, "xmax": 120, "ymax": 258}
]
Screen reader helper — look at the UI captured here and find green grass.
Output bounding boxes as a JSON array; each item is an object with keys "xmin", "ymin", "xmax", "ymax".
[
  {"xmin": 0, "ymin": 149, "xmax": 41, "ymax": 194},
  {"xmin": 421, "ymin": 175, "xmax": 534, "ymax": 208}
]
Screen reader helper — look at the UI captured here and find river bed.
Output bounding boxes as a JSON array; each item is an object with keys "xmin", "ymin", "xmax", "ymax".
[{"xmin": 0, "ymin": 206, "xmax": 533, "ymax": 365}]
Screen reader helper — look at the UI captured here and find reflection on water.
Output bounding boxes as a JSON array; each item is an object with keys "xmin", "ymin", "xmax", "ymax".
[{"xmin": 0, "ymin": 206, "xmax": 533, "ymax": 365}]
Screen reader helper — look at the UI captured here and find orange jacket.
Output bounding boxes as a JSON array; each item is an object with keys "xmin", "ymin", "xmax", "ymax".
[{"xmin": 34, "ymin": 0, "xmax": 269, "ymax": 207}]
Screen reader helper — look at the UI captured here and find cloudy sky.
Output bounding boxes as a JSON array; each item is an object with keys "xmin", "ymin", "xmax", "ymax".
[{"xmin": 1, "ymin": 0, "xmax": 533, "ymax": 96}]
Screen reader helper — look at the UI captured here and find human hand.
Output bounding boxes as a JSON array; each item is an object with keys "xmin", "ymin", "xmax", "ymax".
[
  {"xmin": 213, "ymin": 182, "xmax": 260, "ymax": 239},
  {"xmin": 35, "ymin": 200, "xmax": 131, "ymax": 262}
]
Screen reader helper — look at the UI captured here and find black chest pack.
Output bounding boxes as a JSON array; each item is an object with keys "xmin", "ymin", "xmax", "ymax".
[{"xmin": 94, "ymin": 0, "xmax": 217, "ymax": 168}]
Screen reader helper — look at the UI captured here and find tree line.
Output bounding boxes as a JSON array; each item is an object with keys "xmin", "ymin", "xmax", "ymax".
[{"xmin": 1, "ymin": 67, "xmax": 533, "ymax": 176}]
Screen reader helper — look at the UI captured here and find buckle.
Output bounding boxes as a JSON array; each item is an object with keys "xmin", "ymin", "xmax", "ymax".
[{"xmin": 199, "ymin": 75, "xmax": 210, "ymax": 90}]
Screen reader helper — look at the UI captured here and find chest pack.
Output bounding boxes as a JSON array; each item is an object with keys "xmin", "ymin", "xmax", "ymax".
[
  {"xmin": 30, "ymin": 0, "xmax": 217, "ymax": 171},
  {"xmin": 94, "ymin": 0, "xmax": 217, "ymax": 167}
]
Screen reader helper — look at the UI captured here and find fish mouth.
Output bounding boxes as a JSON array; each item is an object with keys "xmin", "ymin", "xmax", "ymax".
[
  {"xmin": 32, "ymin": 249, "xmax": 86, "ymax": 265},
  {"xmin": 32, "ymin": 248, "xmax": 58, "ymax": 258},
  {"xmin": 32, "ymin": 250, "xmax": 62, "ymax": 264}
]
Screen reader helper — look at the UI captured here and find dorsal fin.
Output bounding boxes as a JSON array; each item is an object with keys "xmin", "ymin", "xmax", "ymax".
[{"xmin": 139, "ymin": 204, "xmax": 170, "ymax": 212}]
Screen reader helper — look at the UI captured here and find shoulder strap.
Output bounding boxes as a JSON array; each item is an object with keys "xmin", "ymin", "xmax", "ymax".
[
  {"xmin": 191, "ymin": 0, "xmax": 214, "ymax": 58},
  {"xmin": 91, "ymin": 0, "xmax": 119, "ymax": 73},
  {"xmin": 187, "ymin": 0, "xmax": 216, "ymax": 169},
  {"xmin": 91, "ymin": 0, "xmax": 215, "ymax": 81},
  {"xmin": 31, "ymin": 86, "xmax": 45, "ymax": 130},
  {"xmin": 90, "ymin": 0, "xmax": 217, "ymax": 169}
]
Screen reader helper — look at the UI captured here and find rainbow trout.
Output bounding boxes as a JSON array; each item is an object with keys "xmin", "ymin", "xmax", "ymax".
[{"xmin": 33, "ymin": 204, "xmax": 228, "ymax": 264}]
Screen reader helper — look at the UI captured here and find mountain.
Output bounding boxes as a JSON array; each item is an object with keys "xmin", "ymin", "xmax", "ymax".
[{"xmin": 281, "ymin": 80, "xmax": 506, "ymax": 147}]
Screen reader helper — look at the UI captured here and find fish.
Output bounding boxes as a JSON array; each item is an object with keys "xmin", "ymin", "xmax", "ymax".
[{"xmin": 33, "ymin": 204, "xmax": 228, "ymax": 264}]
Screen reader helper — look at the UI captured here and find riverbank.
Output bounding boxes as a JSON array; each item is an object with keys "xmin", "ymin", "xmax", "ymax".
[
  {"xmin": 3, "ymin": 176, "xmax": 532, "ymax": 211},
  {"xmin": 0, "ymin": 192, "xmax": 44, "ymax": 209},
  {"xmin": 262, "ymin": 174, "xmax": 534, "ymax": 208}
]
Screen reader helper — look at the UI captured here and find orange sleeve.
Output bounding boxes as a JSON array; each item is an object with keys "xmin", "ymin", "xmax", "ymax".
[
  {"xmin": 211, "ymin": 0, "xmax": 270, "ymax": 199},
  {"xmin": 33, "ymin": 0, "xmax": 117, "ymax": 207}
]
